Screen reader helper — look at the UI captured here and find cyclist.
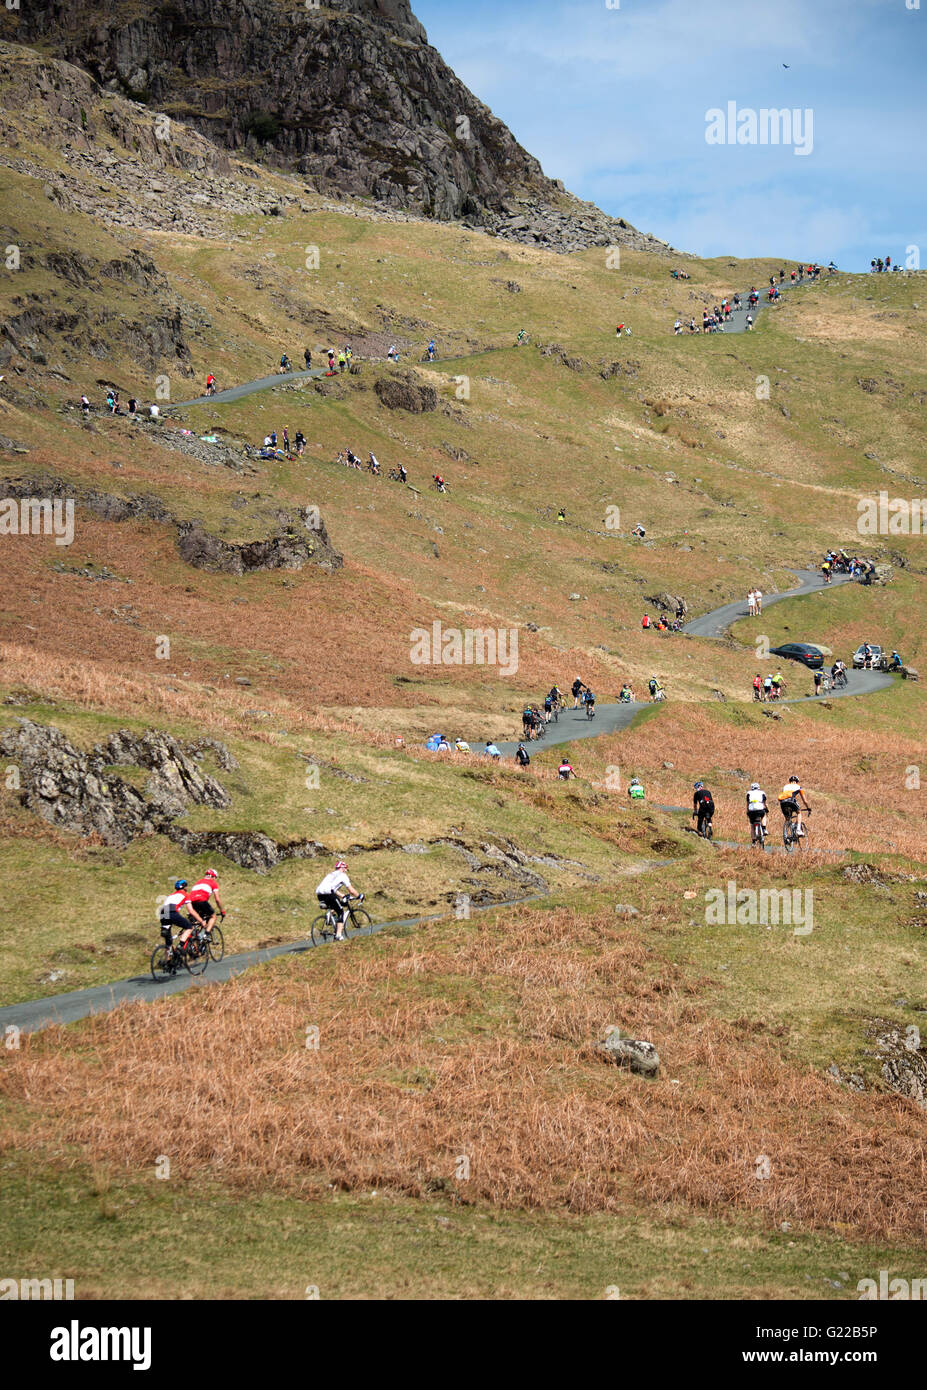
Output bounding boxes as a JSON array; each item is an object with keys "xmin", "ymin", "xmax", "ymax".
[
  {"xmin": 548, "ymin": 685, "xmax": 563, "ymax": 711},
  {"xmin": 205, "ymin": 373, "xmax": 216, "ymax": 396},
  {"xmin": 648, "ymin": 675, "xmax": 664, "ymax": 702},
  {"xmin": 515, "ymin": 742, "xmax": 530, "ymax": 767},
  {"xmin": 159, "ymin": 880, "xmax": 206, "ymax": 956},
  {"xmin": 628, "ymin": 776, "xmax": 645, "ymax": 802},
  {"xmin": 752, "ymin": 672, "xmax": 763, "ymax": 701},
  {"xmin": 294, "ymin": 430, "xmax": 306, "ymax": 456},
  {"xmin": 821, "ymin": 558, "xmax": 832, "ymax": 584},
  {"xmin": 280, "ymin": 353, "xmax": 291, "ymax": 373},
  {"xmin": 582, "ymin": 686, "xmax": 596, "ymax": 717},
  {"xmin": 484, "ymin": 741, "xmax": 501, "ymax": 760},
  {"xmin": 619, "ymin": 683, "xmax": 633, "ymax": 703},
  {"xmin": 522, "ymin": 704, "xmax": 535, "ymax": 739},
  {"xmin": 746, "ymin": 783, "xmax": 768, "ymax": 844},
  {"xmin": 692, "ymin": 781, "xmax": 714, "ymax": 837},
  {"xmin": 182, "ymin": 868, "xmax": 226, "ymax": 947},
  {"xmin": 558, "ymin": 758, "xmax": 575, "ymax": 781},
  {"xmin": 778, "ymin": 775, "xmax": 811, "ymax": 839},
  {"xmin": 543, "ymin": 692, "xmax": 555, "ymax": 721},
  {"xmin": 762, "ymin": 673, "xmax": 773, "ymax": 700},
  {"xmin": 315, "ymin": 859, "xmax": 361, "ymax": 942},
  {"xmin": 571, "ymin": 678, "xmax": 585, "ymax": 709},
  {"xmin": 770, "ymin": 669, "xmax": 784, "ymax": 699},
  {"xmin": 889, "ymin": 650, "xmax": 903, "ymax": 671},
  {"xmin": 831, "ymin": 658, "xmax": 846, "ymax": 686},
  {"xmin": 455, "ymin": 738, "xmax": 471, "ymax": 753}
]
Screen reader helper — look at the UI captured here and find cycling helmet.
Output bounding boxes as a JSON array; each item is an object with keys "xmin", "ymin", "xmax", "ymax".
[
  {"xmin": 204, "ymin": 868, "xmax": 218, "ymax": 880},
  {"xmin": 693, "ymin": 781, "xmax": 703, "ymax": 790},
  {"xmin": 789, "ymin": 775, "xmax": 800, "ymax": 784},
  {"xmin": 174, "ymin": 879, "xmax": 188, "ymax": 890},
  {"xmin": 749, "ymin": 783, "xmax": 760, "ymax": 791},
  {"xmin": 335, "ymin": 859, "xmax": 347, "ymax": 871}
]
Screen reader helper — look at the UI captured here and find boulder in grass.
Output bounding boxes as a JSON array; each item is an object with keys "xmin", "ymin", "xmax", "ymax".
[
  {"xmin": 902, "ymin": 666, "xmax": 919, "ymax": 682},
  {"xmin": 599, "ymin": 1025, "xmax": 660, "ymax": 1078}
]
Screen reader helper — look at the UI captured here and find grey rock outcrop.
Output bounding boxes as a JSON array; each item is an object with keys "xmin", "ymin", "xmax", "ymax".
[
  {"xmin": 0, "ymin": 476, "xmax": 342, "ymax": 573},
  {"xmin": 644, "ymin": 592, "xmax": 687, "ymax": 616},
  {"xmin": 599, "ymin": 1025, "xmax": 660, "ymax": 1078},
  {"xmin": 374, "ymin": 374, "xmax": 438, "ymax": 414},
  {"xmin": 866, "ymin": 1019, "xmax": 927, "ymax": 1108},
  {"xmin": 0, "ymin": 720, "xmax": 229, "ymax": 847},
  {"xmin": 2, "ymin": 0, "xmax": 674, "ymax": 254}
]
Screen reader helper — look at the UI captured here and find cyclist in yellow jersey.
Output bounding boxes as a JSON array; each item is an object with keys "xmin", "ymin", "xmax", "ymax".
[{"xmin": 778, "ymin": 775, "xmax": 811, "ymax": 836}]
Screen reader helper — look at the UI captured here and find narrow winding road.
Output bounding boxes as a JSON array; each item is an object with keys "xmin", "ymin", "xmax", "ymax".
[
  {"xmin": 0, "ymin": 569, "xmax": 888, "ymax": 1036},
  {"xmin": 489, "ymin": 568, "xmax": 890, "ymax": 756}
]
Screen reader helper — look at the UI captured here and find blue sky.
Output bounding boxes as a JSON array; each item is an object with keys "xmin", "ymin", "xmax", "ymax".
[{"xmin": 414, "ymin": 0, "xmax": 926, "ymax": 270}]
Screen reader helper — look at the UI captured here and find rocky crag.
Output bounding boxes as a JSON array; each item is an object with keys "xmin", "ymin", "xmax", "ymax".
[{"xmin": 0, "ymin": 0, "xmax": 674, "ymax": 255}]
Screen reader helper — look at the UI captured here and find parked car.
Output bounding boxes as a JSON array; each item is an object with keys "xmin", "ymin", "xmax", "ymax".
[
  {"xmin": 852, "ymin": 643, "xmax": 885, "ymax": 670},
  {"xmin": 769, "ymin": 642, "xmax": 824, "ymax": 670}
]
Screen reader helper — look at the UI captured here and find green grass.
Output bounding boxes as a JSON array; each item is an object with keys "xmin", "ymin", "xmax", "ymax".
[{"xmin": 2, "ymin": 1142, "xmax": 922, "ymax": 1300}]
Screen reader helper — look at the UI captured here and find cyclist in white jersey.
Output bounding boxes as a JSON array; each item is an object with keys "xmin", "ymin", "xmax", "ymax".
[
  {"xmin": 746, "ymin": 783, "xmax": 769, "ymax": 840},
  {"xmin": 316, "ymin": 860, "xmax": 361, "ymax": 941}
]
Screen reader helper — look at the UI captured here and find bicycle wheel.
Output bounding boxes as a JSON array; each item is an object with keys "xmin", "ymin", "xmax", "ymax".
[
  {"xmin": 782, "ymin": 819, "xmax": 795, "ymax": 852},
  {"xmin": 795, "ymin": 822, "xmax": 810, "ymax": 851},
  {"xmin": 183, "ymin": 939, "xmax": 209, "ymax": 976},
  {"xmin": 151, "ymin": 944, "xmax": 176, "ymax": 983},
  {"xmin": 344, "ymin": 907, "xmax": 372, "ymax": 940},
  {"xmin": 207, "ymin": 924, "xmax": 225, "ymax": 963},
  {"xmin": 311, "ymin": 913, "xmax": 335, "ymax": 947}
]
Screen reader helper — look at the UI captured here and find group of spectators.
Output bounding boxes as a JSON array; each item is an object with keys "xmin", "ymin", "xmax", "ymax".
[
  {"xmin": 80, "ymin": 390, "xmax": 161, "ymax": 421},
  {"xmin": 257, "ymin": 427, "xmax": 306, "ymax": 459},
  {"xmin": 424, "ymin": 733, "xmax": 498, "ymax": 757},
  {"xmin": 821, "ymin": 549, "xmax": 878, "ymax": 584},
  {"xmin": 641, "ymin": 608, "xmax": 684, "ymax": 632},
  {"xmin": 870, "ymin": 257, "xmax": 901, "ymax": 273}
]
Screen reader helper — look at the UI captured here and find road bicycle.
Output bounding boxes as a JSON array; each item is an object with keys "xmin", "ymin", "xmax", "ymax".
[
  {"xmin": 749, "ymin": 817, "xmax": 767, "ymax": 851},
  {"xmin": 584, "ymin": 700, "xmax": 596, "ymax": 720},
  {"xmin": 151, "ymin": 925, "xmax": 210, "ymax": 981},
  {"xmin": 311, "ymin": 894, "xmax": 372, "ymax": 946},
  {"xmin": 696, "ymin": 816, "xmax": 714, "ymax": 841},
  {"xmin": 388, "ymin": 468, "xmax": 407, "ymax": 483},
  {"xmin": 783, "ymin": 808, "xmax": 811, "ymax": 853}
]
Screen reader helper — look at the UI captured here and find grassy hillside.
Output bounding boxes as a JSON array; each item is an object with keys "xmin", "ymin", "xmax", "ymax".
[{"xmin": 0, "ymin": 40, "xmax": 925, "ymax": 1299}]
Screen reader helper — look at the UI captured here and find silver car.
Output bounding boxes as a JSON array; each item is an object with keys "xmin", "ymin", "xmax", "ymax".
[{"xmin": 852, "ymin": 643, "xmax": 884, "ymax": 669}]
